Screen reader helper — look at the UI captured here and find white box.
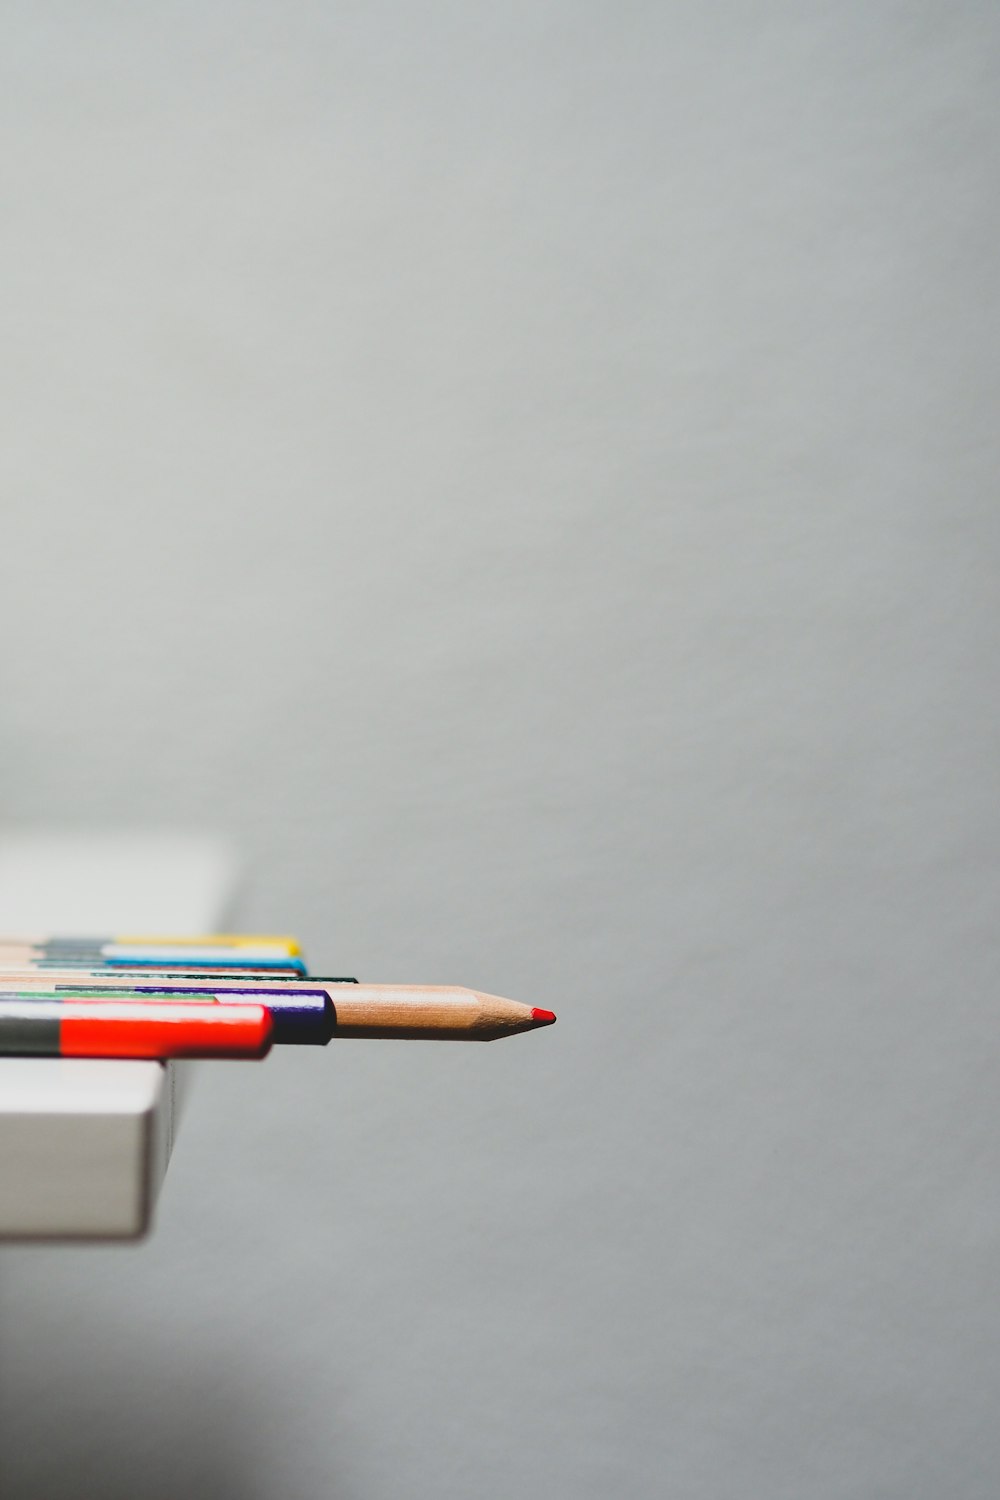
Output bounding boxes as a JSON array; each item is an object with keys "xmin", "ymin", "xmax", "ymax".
[{"xmin": 0, "ymin": 832, "xmax": 235, "ymax": 1239}]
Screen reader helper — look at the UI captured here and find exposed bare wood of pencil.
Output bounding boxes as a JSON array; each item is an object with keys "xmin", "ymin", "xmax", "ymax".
[{"xmin": 325, "ymin": 986, "xmax": 556, "ymax": 1040}]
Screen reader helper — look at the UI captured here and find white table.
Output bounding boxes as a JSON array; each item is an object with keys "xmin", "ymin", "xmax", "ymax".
[{"xmin": 0, "ymin": 832, "xmax": 237, "ymax": 1239}]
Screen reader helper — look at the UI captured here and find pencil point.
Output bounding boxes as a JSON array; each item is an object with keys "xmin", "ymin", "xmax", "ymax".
[{"xmin": 531, "ymin": 1007, "xmax": 556, "ymax": 1027}]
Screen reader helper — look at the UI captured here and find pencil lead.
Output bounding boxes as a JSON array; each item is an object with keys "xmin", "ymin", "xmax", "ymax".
[{"xmin": 530, "ymin": 1008, "xmax": 556, "ymax": 1027}]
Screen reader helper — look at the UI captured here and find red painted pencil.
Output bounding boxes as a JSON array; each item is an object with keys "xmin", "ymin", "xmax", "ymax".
[{"xmin": 0, "ymin": 998, "xmax": 272, "ymax": 1059}]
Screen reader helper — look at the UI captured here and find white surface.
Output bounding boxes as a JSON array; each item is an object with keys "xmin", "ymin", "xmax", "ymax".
[
  {"xmin": 0, "ymin": 1060, "xmax": 168, "ymax": 1238},
  {"xmin": 0, "ymin": 833, "xmax": 234, "ymax": 1238},
  {"xmin": 1, "ymin": 8, "xmax": 999, "ymax": 1499},
  {"xmin": 0, "ymin": 832, "xmax": 237, "ymax": 932},
  {"xmin": 0, "ymin": 1057, "xmax": 165, "ymax": 1115}
]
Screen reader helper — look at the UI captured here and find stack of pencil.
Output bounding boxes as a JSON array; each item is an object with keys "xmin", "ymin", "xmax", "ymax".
[{"xmin": 0, "ymin": 934, "xmax": 556, "ymax": 1060}]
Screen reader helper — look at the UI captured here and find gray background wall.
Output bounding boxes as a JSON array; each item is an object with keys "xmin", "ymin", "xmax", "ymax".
[{"xmin": 2, "ymin": 4, "xmax": 1000, "ymax": 1496}]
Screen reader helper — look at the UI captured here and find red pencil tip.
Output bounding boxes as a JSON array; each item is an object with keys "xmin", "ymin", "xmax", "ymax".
[{"xmin": 531, "ymin": 1007, "xmax": 556, "ymax": 1026}]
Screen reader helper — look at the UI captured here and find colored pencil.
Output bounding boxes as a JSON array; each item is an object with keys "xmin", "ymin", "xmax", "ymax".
[
  {"xmin": 0, "ymin": 972, "xmax": 305, "ymax": 984},
  {"xmin": 115, "ymin": 934, "xmax": 300, "ymax": 953},
  {"xmin": 0, "ymin": 933, "xmax": 300, "ymax": 954},
  {"xmin": 0, "ymin": 943, "xmax": 294, "ymax": 958},
  {"xmin": 7, "ymin": 979, "xmax": 555, "ymax": 1041},
  {"xmin": 0, "ymin": 935, "xmax": 304, "ymax": 975},
  {"xmin": 0, "ymin": 977, "xmax": 555, "ymax": 1041},
  {"xmin": 0, "ymin": 986, "xmax": 335, "ymax": 1045},
  {"xmin": 0, "ymin": 997, "xmax": 272, "ymax": 1058},
  {"xmin": 0, "ymin": 951, "xmax": 306, "ymax": 973}
]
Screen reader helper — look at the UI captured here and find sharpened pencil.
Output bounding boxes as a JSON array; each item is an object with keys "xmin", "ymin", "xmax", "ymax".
[
  {"xmin": 312, "ymin": 986, "xmax": 556, "ymax": 1040},
  {"xmin": 0, "ymin": 977, "xmax": 555, "ymax": 1041},
  {"xmin": 0, "ymin": 976, "xmax": 555, "ymax": 1041}
]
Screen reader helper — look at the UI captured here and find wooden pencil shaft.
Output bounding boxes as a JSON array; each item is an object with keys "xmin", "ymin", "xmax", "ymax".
[{"xmin": 320, "ymin": 986, "xmax": 532, "ymax": 1039}]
